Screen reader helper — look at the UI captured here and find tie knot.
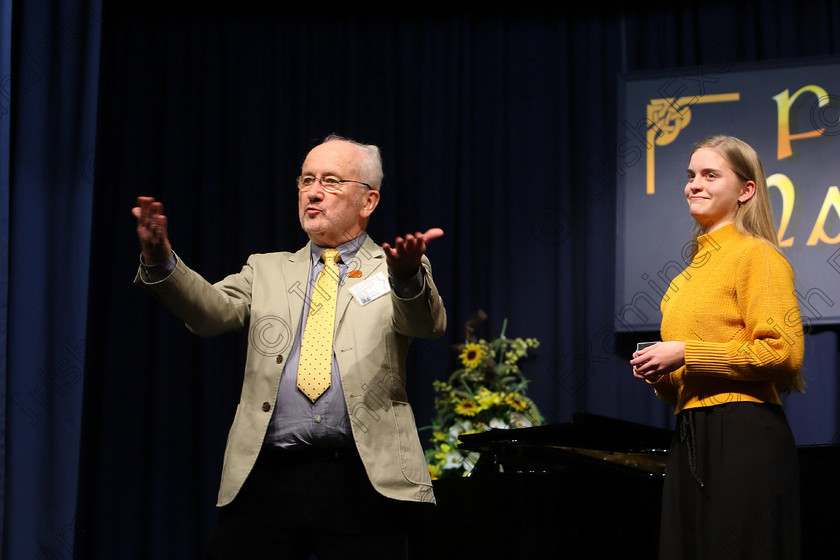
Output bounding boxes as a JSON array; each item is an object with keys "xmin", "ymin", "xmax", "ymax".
[{"xmin": 322, "ymin": 248, "xmax": 340, "ymax": 265}]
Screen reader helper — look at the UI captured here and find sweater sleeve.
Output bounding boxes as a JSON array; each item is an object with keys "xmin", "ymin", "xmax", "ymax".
[
  {"xmin": 683, "ymin": 242, "xmax": 804, "ymax": 383},
  {"xmin": 649, "ymin": 373, "xmax": 679, "ymax": 407}
]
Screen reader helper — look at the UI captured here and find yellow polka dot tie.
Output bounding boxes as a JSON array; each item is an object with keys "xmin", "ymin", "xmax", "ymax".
[{"xmin": 297, "ymin": 248, "xmax": 340, "ymax": 402}]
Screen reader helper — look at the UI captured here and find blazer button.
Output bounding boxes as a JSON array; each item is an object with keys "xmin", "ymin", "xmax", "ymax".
[
  {"xmin": 262, "ymin": 402, "xmax": 271, "ymax": 412},
  {"xmin": 276, "ymin": 354, "xmax": 283, "ymax": 364}
]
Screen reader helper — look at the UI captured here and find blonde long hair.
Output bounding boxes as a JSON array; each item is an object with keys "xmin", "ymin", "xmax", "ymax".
[
  {"xmin": 688, "ymin": 135, "xmax": 805, "ymax": 394},
  {"xmin": 689, "ymin": 135, "xmax": 781, "ymax": 251}
]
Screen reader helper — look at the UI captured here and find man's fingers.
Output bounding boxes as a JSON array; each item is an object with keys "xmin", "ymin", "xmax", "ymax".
[
  {"xmin": 133, "ymin": 197, "xmax": 164, "ymax": 221},
  {"xmin": 153, "ymin": 213, "xmax": 167, "ymax": 232},
  {"xmin": 381, "ymin": 243, "xmax": 399, "ymax": 259},
  {"xmin": 384, "ymin": 228, "xmax": 443, "ymax": 263},
  {"xmin": 133, "ymin": 197, "xmax": 170, "ymax": 246},
  {"xmin": 420, "ymin": 228, "xmax": 444, "ymax": 242}
]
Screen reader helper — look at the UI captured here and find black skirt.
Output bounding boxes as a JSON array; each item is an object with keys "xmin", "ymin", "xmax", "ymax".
[{"xmin": 659, "ymin": 402, "xmax": 800, "ymax": 560}]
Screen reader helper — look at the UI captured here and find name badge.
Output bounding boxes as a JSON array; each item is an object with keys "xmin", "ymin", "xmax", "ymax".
[{"xmin": 349, "ymin": 272, "xmax": 391, "ymax": 306}]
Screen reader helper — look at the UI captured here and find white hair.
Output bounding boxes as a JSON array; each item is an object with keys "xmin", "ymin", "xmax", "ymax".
[{"xmin": 321, "ymin": 133, "xmax": 384, "ymax": 191}]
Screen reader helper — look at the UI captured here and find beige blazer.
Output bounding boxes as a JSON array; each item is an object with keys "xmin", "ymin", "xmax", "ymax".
[{"xmin": 135, "ymin": 235, "xmax": 447, "ymax": 506}]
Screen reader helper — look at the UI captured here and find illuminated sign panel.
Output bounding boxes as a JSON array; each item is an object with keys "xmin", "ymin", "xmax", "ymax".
[{"xmin": 616, "ymin": 57, "xmax": 840, "ymax": 331}]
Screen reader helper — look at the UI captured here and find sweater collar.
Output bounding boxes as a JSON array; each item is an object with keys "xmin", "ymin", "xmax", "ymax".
[{"xmin": 697, "ymin": 222, "xmax": 740, "ymax": 252}]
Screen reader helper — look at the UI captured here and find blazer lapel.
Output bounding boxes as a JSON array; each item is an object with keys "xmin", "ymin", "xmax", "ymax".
[
  {"xmin": 284, "ymin": 242, "xmax": 314, "ymax": 337},
  {"xmin": 336, "ymin": 235, "xmax": 385, "ymax": 326}
]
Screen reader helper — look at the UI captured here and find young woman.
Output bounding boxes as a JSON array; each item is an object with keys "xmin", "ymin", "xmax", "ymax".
[{"xmin": 630, "ymin": 135, "xmax": 805, "ymax": 559}]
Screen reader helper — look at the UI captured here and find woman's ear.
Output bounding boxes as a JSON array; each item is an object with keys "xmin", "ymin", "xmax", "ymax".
[{"xmin": 740, "ymin": 180, "xmax": 756, "ymax": 203}]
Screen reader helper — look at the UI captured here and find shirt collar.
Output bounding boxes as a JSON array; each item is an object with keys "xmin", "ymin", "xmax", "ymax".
[{"xmin": 310, "ymin": 233, "xmax": 368, "ymax": 267}]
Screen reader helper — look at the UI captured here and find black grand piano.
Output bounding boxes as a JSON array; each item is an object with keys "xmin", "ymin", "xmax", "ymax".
[{"xmin": 408, "ymin": 412, "xmax": 839, "ymax": 559}]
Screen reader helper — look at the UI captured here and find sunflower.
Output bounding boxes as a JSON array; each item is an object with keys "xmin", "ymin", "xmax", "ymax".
[
  {"xmin": 426, "ymin": 316, "xmax": 544, "ymax": 479},
  {"xmin": 459, "ymin": 343, "xmax": 485, "ymax": 369},
  {"xmin": 505, "ymin": 392, "xmax": 529, "ymax": 412},
  {"xmin": 454, "ymin": 399, "xmax": 479, "ymax": 416}
]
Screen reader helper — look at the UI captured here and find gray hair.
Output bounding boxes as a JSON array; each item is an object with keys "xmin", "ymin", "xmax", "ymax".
[{"xmin": 322, "ymin": 133, "xmax": 384, "ymax": 191}]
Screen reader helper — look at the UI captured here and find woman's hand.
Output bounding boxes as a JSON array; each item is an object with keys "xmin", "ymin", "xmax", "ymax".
[{"xmin": 631, "ymin": 341, "xmax": 686, "ymax": 382}]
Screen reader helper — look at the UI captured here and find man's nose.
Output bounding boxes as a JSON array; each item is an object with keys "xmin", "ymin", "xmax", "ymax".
[{"xmin": 306, "ymin": 183, "xmax": 326, "ymax": 199}]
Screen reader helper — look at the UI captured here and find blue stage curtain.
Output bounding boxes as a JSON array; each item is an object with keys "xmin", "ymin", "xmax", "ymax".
[
  {"xmin": 49, "ymin": 1, "xmax": 840, "ymax": 558},
  {"xmin": 0, "ymin": 0, "xmax": 11, "ymax": 552},
  {"xmin": 0, "ymin": 1, "xmax": 100, "ymax": 558}
]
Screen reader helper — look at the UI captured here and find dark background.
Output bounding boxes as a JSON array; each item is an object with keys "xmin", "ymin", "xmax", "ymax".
[
  {"xmin": 78, "ymin": 2, "xmax": 840, "ymax": 557},
  {"xmin": 3, "ymin": 1, "xmax": 840, "ymax": 558}
]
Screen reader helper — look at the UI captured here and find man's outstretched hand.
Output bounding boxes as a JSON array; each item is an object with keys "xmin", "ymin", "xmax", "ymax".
[
  {"xmin": 382, "ymin": 228, "xmax": 444, "ymax": 280},
  {"xmin": 132, "ymin": 196, "xmax": 172, "ymax": 266}
]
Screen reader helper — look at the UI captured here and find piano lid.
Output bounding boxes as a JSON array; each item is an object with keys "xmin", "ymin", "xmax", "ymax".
[
  {"xmin": 459, "ymin": 411, "xmax": 673, "ymax": 453},
  {"xmin": 457, "ymin": 412, "xmax": 674, "ymax": 477}
]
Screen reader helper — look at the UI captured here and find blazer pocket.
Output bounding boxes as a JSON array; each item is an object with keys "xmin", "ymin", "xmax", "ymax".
[{"xmin": 390, "ymin": 401, "xmax": 432, "ymax": 485}]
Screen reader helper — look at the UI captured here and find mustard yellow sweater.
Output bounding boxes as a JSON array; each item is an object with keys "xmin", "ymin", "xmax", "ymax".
[{"xmin": 652, "ymin": 223, "xmax": 805, "ymax": 414}]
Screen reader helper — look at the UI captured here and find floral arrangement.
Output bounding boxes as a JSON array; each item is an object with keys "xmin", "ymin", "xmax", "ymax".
[{"xmin": 425, "ymin": 312, "xmax": 545, "ymax": 479}]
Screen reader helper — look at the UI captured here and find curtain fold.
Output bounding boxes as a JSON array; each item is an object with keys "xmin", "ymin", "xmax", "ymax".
[
  {"xmin": 0, "ymin": 1, "xmax": 833, "ymax": 558},
  {"xmin": 0, "ymin": 0, "xmax": 12, "ymax": 551},
  {"xmin": 1, "ymin": 1, "xmax": 100, "ymax": 558},
  {"xmin": 71, "ymin": 3, "xmax": 840, "ymax": 558}
]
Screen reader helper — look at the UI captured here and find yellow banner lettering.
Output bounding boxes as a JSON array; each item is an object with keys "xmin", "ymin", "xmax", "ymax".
[
  {"xmin": 767, "ymin": 173, "xmax": 796, "ymax": 247},
  {"xmin": 772, "ymin": 85, "xmax": 830, "ymax": 160},
  {"xmin": 806, "ymin": 186, "xmax": 840, "ymax": 245}
]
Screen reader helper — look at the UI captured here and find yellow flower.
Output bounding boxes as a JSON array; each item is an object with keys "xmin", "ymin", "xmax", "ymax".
[
  {"xmin": 426, "ymin": 319, "xmax": 544, "ymax": 479},
  {"xmin": 476, "ymin": 389, "xmax": 503, "ymax": 409},
  {"xmin": 505, "ymin": 392, "xmax": 529, "ymax": 412},
  {"xmin": 459, "ymin": 343, "xmax": 485, "ymax": 369},
  {"xmin": 433, "ymin": 443, "xmax": 452, "ymax": 462},
  {"xmin": 454, "ymin": 399, "xmax": 479, "ymax": 416}
]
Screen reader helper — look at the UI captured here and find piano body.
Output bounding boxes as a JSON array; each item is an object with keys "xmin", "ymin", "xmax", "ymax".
[{"xmin": 408, "ymin": 412, "xmax": 839, "ymax": 559}]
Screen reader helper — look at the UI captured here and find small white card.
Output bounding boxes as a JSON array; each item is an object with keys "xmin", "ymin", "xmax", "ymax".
[{"xmin": 349, "ymin": 272, "xmax": 391, "ymax": 306}]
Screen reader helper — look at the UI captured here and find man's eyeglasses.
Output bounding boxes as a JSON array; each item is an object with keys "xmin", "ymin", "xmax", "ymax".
[{"xmin": 297, "ymin": 176, "xmax": 372, "ymax": 193}]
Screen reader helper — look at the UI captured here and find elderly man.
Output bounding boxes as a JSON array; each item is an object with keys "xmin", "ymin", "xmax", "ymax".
[{"xmin": 132, "ymin": 134, "xmax": 447, "ymax": 559}]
